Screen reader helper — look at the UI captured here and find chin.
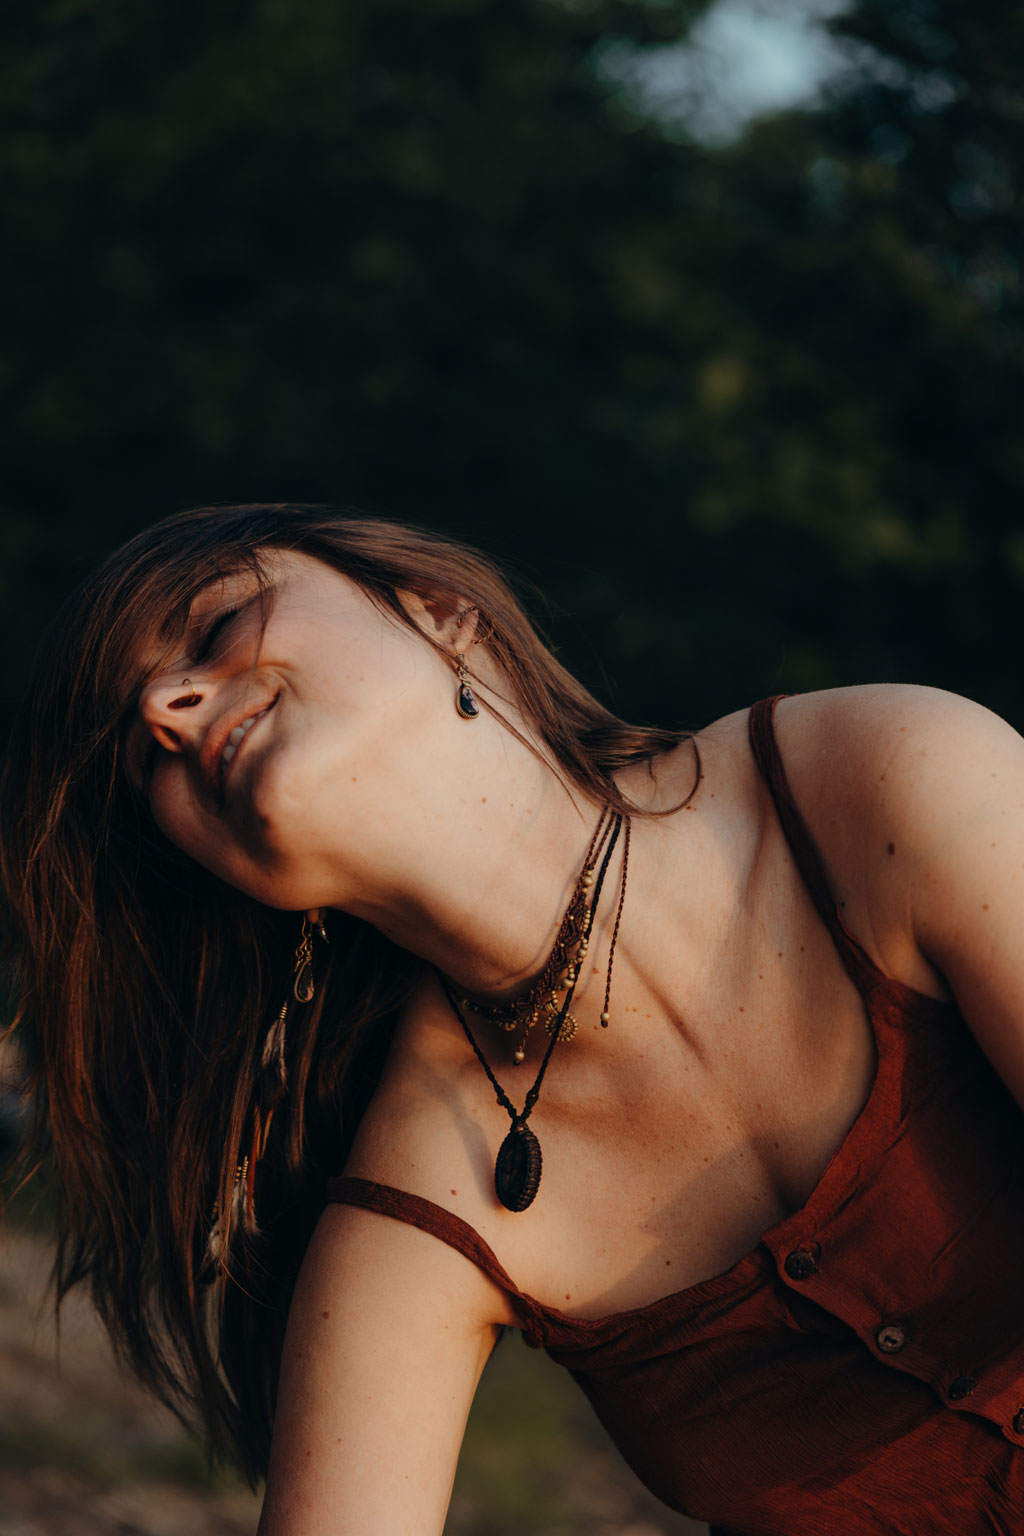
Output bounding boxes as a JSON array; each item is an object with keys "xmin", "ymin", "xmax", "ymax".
[{"xmin": 222, "ymin": 860, "xmax": 322, "ymax": 912}]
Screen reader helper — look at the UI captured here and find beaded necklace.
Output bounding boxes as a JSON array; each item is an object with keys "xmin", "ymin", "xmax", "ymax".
[{"xmin": 439, "ymin": 807, "xmax": 630, "ymax": 1211}]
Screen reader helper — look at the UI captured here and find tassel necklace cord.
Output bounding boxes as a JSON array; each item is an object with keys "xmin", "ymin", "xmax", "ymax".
[
  {"xmin": 461, "ymin": 804, "xmax": 616, "ymax": 1041},
  {"xmin": 438, "ymin": 810, "xmax": 627, "ymax": 1211},
  {"xmin": 441, "ymin": 812, "xmax": 622, "ymax": 1123},
  {"xmin": 600, "ymin": 813, "xmax": 630, "ymax": 1026}
]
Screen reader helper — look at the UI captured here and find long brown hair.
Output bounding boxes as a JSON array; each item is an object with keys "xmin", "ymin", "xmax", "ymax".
[{"xmin": 0, "ymin": 504, "xmax": 690, "ymax": 1482}]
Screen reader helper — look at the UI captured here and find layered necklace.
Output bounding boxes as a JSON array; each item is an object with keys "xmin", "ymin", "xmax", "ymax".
[{"xmin": 439, "ymin": 805, "xmax": 631, "ymax": 1212}]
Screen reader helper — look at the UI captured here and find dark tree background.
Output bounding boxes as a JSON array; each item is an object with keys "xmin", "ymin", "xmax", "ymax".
[
  {"xmin": 1, "ymin": 0, "xmax": 1022, "ymax": 730},
  {"xmin": 1, "ymin": 6, "xmax": 1022, "ymax": 1529}
]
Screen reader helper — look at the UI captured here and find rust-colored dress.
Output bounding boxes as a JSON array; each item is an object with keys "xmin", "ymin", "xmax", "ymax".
[{"xmin": 328, "ymin": 697, "xmax": 1024, "ymax": 1535}]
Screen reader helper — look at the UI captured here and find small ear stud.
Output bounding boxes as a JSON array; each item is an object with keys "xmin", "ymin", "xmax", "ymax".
[{"xmin": 455, "ymin": 652, "xmax": 480, "ymax": 719}]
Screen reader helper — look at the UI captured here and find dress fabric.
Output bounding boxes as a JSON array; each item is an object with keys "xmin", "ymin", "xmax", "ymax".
[{"xmin": 327, "ymin": 696, "xmax": 1024, "ymax": 1535}]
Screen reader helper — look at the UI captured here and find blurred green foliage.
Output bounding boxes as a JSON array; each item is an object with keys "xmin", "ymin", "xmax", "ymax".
[
  {"xmin": 452, "ymin": 1331, "xmax": 696, "ymax": 1533},
  {"xmin": 0, "ymin": 11, "xmax": 1018, "ymax": 1528},
  {"xmin": 0, "ymin": 1411, "xmax": 244, "ymax": 1493},
  {"xmin": 0, "ymin": 1244, "xmax": 687, "ymax": 1532},
  {"xmin": 1, "ymin": 0, "xmax": 1022, "ymax": 735}
]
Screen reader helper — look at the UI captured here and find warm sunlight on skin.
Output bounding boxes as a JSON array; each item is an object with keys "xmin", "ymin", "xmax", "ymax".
[
  {"xmin": 134, "ymin": 553, "xmax": 487, "ymax": 910},
  {"xmin": 130, "ymin": 552, "xmax": 604, "ymax": 1002},
  {"xmin": 15, "ymin": 507, "xmax": 1024, "ymax": 1536}
]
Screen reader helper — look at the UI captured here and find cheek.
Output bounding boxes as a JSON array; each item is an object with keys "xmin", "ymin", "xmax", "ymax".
[
  {"xmin": 148, "ymin": 752, "xmax": 332, "ymax": 910},
  {"xmin": 148, "ymin": 768, "xmax": 204, "ymax": 858},
  {"xmin": 147, "ymin": 768, "xmax": 277, "ymax": 898}
]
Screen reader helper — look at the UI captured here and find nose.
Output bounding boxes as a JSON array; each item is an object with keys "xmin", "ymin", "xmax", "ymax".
[{"xmin": 138, "ymin": 675, "xmax": 206, "ymax": 754}]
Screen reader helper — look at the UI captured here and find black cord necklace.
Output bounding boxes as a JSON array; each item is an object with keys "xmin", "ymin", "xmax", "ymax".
[{"xmin": 439, "ymin": 811, "xmax": 626, "ymax": 1212}]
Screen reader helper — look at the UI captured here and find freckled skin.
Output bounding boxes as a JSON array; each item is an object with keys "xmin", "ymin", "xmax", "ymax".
[
  {"xmin": 137, "ymin": 553, "xmax": 461, "ymax": 910},
  {"xmin": 136, "ymin": 635, "xmax": 1024, "ymax": 1535},
  {"xmin": 134, "ymin": 551, "xmax": 604, "ymax": 1002}
]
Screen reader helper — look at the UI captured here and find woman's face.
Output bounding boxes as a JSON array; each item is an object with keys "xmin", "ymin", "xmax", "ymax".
[{"xmin": 129, "ymin": 550, "xmax": 462, "ymax": 911}]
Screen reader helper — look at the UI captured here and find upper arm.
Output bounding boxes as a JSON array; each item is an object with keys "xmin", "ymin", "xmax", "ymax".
[
  {"xmin": 258, "ymin": 1201, "xmax": 507, "ymax": 1536},
  {"xmin": 794, "ymin": 685, "xmax": 1024, "ymax": 1110},
  {"xmin": 887, "ymin": 692, "xmax": 1024, "ymax": 1109}
]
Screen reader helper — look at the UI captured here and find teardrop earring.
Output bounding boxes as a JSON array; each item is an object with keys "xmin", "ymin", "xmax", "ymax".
[
  {"xmin": 292, "ymin": 915, "xmax": 316, "ymax": 1002},
  {"xmin": 455, "ymin": 652, "xmax": 480, "ymax": 720}
]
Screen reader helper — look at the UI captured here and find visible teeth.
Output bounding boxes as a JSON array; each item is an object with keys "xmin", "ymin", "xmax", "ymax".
[{"xmin": 221, "ymin": 705, "xmax": 271, "ymax": 770}]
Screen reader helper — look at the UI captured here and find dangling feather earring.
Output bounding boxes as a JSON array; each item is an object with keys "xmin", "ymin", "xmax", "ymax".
[
  {"xmin": 200, "ymin": 915, "xmax": 326, "ymax": 1280},
  {"xmin": 244, "ymin": 916, "xmax": 323, "ymax": 1217},
  {"xmin": 200, "ymin": 1156, "xmax": 252, "ymax": 1280}
]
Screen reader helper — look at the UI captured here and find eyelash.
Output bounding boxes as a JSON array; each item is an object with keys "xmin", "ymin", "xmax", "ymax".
[{"xmin": 194, "ymin": 605, "xmax": 240, "ymax": 663}]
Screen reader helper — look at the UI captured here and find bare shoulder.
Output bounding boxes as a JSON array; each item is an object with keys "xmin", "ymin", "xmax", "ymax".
[
  {"xmin": 685, "ymin": 682, "xmax": 1011, "ymax": 821},
  {"xmin": 735, "ymin": 685, "xmax": 1024, "ymax": 992},
  {"xmin": 771, "ymin": 684, "xmax": 1023, "ymax": 829},
  {"xmin": 776, "ymin": 680, "xmax": 1012, "ymax": 746}
]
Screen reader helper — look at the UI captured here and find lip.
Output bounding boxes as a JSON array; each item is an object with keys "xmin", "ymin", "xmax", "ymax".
[{"xmin": 201, "ymin": 695, "xmax": 278, "ymax": 800}]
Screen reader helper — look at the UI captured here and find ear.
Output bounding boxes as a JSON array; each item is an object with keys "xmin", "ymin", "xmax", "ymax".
[{"xmin": 399, "ymin": 591, "xmax": 482, "ymax": 649}]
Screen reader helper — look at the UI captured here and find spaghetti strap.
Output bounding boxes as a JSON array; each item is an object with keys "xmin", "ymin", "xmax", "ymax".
[
  {"xmin": 325, "ymin": 1176, "xmax": 547, "ymax": 1337},
  {"xmin": 748, "ymin": 697, "xmax": 885, "ymax": 996}
]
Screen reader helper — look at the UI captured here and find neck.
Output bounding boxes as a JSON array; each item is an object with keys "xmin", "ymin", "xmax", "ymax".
[{"xmin": 331, "ymin": 747, "xmax": 606, "ymax": 1003}]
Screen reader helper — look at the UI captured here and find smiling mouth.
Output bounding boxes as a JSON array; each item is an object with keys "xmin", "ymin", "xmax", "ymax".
[{"xmin": 220, "ymin": 701, "xmax": 275, "ymax": 778}]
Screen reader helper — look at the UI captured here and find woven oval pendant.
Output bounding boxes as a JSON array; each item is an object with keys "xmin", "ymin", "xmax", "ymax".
[{"xmin": 494, "ymin": 1123, "xmax": 542, "ymax": 1212}]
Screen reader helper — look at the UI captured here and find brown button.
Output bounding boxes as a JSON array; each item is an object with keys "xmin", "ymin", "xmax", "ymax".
[
  {"xmin": 784, "ymin": 1248, "xmax": 818, "ymax": 1281},
  {"xmin": 876, "ymin": 1323, "xmax": 907, "ymax": 1353},
  {"xmin": 1013, "ymin": 1409, "xmax": 1024, "ymax": 1436},
  {"xmin": 948, "ymin": 1376, "xmax": 976, "ymax": 1400}
]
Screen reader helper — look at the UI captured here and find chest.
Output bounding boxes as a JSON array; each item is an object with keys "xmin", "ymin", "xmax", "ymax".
[{"xmin": 491, "ymin": 881, "xmax": 879, "ymax": 1317}]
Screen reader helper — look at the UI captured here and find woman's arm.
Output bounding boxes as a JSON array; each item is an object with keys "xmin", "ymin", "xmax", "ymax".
[
  {"xmin": 887, "ymin": 691, "xmax": 1024, "ymax": 1109},
  {"xmin": 783, "ymin": 684, "xmax": 1024, "ymax": 1106},
  {"xmin": 258, "ymin": 1201, "xmax": 511, "ymax": 1536}
]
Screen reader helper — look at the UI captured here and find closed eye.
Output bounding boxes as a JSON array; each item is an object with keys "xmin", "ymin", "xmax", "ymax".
[{"xmin": 193, "ymin": 605, "xmax": 240, "ymax": 663}]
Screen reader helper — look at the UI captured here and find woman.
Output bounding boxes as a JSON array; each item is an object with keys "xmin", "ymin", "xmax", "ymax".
[{"xmin": 3, "ymin": 502, "xmax": 1024, "ymax": 1536}]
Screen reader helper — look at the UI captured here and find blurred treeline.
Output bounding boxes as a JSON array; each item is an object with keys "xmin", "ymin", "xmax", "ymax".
[{"xmin": 2, "ymin": 0, "xmax": 1022, "ymax": 737}]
